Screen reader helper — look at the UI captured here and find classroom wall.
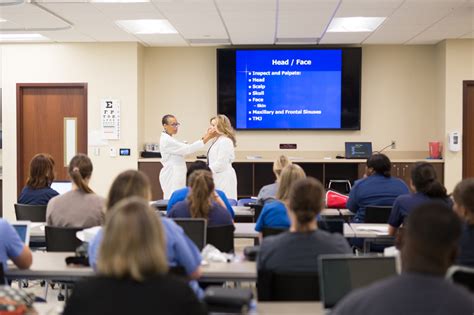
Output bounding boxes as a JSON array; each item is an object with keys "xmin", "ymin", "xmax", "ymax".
[
  {"xmin": 1, "ymin": 43, "xmax": 140, "ymax": 220},
  {"xmin": 443, "ymin": 39, "xmax": 474, "ymax": 191},
  {"xmin": 142, "ymin": 45, "xmax": 439, "ymax": 154}
]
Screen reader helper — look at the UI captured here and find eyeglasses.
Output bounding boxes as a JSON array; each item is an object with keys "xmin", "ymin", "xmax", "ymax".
[{"xmin": 168, "ymin": 123, "xmax": 180, "ymax": 127}]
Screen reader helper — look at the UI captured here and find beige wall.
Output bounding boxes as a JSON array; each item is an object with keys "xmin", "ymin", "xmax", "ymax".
[
  {"xmin": 143, "ymin": 46, "xmax": 439, "ymax": 154},
  {"xmin": 443, "ymin": 39, "xmax": 474, "ymax": 191},
  {"xmin": 1, "ymin": 43, "xmax": 140, "ymax": 219}
]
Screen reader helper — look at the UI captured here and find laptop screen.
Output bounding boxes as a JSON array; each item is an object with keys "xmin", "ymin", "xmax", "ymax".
[
  {"xmin": 51, "ymin": 181, "xmax": 72, "ymax": 195},
  {"xmin": 11, "ymin": 221, "xmax": 31, "ymax": 245},
  {"xmin": 319, "ymin": 255, "xmax": 397, "ymax": 309},
  {"xmin": 345, "ymin": 142, "xmax": 372, "ymax": 159}
]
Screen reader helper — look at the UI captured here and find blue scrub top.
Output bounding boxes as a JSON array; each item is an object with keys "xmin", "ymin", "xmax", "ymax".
[
  {"xmin": 0, "ymin": 219, "xmax": 25, "ymax": 271},
  {"xmin": 167, "ymin": 187, "xmax": 235, "ymax": 218},
  {"xmin": 18, "ymin": 186, "xmax": 59, "ymax": 205},
  {"xmin": 255, "ymin": 200, "xmax": 290, "ymax": 232}
]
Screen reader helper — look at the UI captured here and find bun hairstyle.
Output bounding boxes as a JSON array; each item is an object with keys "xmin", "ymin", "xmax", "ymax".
[
  {"xmin": 107, "ymin": 170, "xmax": 151, "ymax": 210},
  {"xmin": 411, "ymin": 162, "xmax": 447, "ymax": 199},
  {"xmin": 273, "ymin": 155, "xmax": 291, "ymax": 180},
  {"xmin": 26, "ymin": 153, "xmax": 56, "ymax": 189},
  {"xmin": 68, "ymin": 154, "xmax": 94, "ymax": 194},
  {"xmin": 210, "ymin": 114, "xmax": 237, "ymax": 147},
  {"xmin": 187, "ymin": 170, "xmax": 214, "ymax": 219},
  {"xmin": 276, "ymin": 164, "xmax": 306, "ymax": 201},
  {"xmin": 289, "ymin": 177, "xmax": 325, "ymax": 225},
  {"xmin": 186, "ymin": 160, "xmax": 211, "ymax": 185},
  {"xmin": 161, "ymin": 114, "xmax": 175, "ymax": 126},
  {"xmin": 367, "ymin": 153, "xmax": 391, "ymax": 178}
]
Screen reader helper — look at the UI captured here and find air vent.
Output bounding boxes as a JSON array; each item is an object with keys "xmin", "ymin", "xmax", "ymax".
[{"xmin": 275, "ymin": 37, "xmax": 319, "ymax": 45}]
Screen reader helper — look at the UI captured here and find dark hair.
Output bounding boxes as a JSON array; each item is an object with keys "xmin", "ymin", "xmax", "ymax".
[
  {"xmin": 366, "ymin": 153, "xmax": 391, "ymax": 177},
  {"xmin": 288, "ymin": 177, "xmax": 325, "ymax": 226},
  {"xmin": 186, "ymin": 160, "xmax": 211, "ymax": 184},
  {"xmin": 453, "ymin": 178, "xmax": 474, "ymax": 214},
  {"xmin": 161, "ymin": 114, "xmax": 175, "ymax": 126},
  {"xmin": 411, "ymin": 162, "xmax": 447, "ymax": 198},
  {"xmin": 26, "ymin": 153, "xmax": 55, "ymax": 189},
  {"xmin": 403, "ymin": 202, "xmax": 461, "ymax": 274},
  {"xmin": 187, "ymin": 170, "xmax": 214, "ymax": 219},
  {"xmin": 107, "ymin": 170, "xmax": 151, "ymax": 210},
  {"xmin": 68, "ymin": 154, "xmax": 93, "ymax": 194}
]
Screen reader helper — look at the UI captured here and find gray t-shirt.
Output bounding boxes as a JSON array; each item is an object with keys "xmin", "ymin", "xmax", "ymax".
[
  {"xmin": 46, "ymin": 190, "xmax": 105, "ymax": 228},
  {"xmin": 331, "ymin": 273, "xmax": 474, "ymax": 315},
  {"xmin": 257, "ymin": 229, "xmax": 352, "ymax": 272},
  {"xmin": 256, "ymin": 182, "xmax": 278, "ymax": 205}
]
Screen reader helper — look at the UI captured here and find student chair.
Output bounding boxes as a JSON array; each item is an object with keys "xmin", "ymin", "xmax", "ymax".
[
  {"xmin": 45, "ymin": 226, "xmax": 83, "ymax": 252},
  {"xmin": 237, "ymin": 198, "xmax": 257, "ymax": 207},
  {"xmin": 14, "ymin": 204, "xmax": 47, "ymax": 222},
  {"xmin": 446, "ymin": 265, "xmax": 474, "ymax": 292},
  {"xmin": 262, "ymin": 227, "xmax": 288, "ymax": 238},
  {"xmin": 206, "ymin": 225, "xmax": 235, "ymax": 253},
  {"xmin": 228, "ymin": 199, "xmax": 238, "ymax": 206},
  {"xmin": 172, "ymin": 218, "xmax": 207, "ymax": 251},
  {"xmin": 251, "ymin": 204, "xmax": 264, "ymax": 222},
  {"xmin": 318, "ymin": 218, "xmax": 344, "ymax": 234},
  {"xmin": 328, "ymin": 180, "xmax": 352, "ymax": 194},
  {"xmin": 257, "ymin": 270, "xmax": 320, "ymax": 301},
  {"xmin": 364, "ymin": 206, "xmax": 392, "ymax": 223}
]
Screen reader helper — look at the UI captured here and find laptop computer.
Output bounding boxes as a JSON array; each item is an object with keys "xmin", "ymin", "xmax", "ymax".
[
  {"xmin": 11, "ymin": 221, "xmax": 31, "ymax": 245},
  {"xmin": 345, "ymin": 142, "xmax": 372, "ymax": 159},
  {"xmin": 319, "ymin": 255, "xmax": 397, "ymax": 310},
  {"xmin": 51, "ymin": 181, "xmax": 72, "ymax": 195}
]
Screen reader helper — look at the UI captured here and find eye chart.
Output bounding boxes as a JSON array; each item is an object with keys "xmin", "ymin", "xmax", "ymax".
[{"xmin": 101, "ymin": 99, "xmax": 120, "ymax": 140}]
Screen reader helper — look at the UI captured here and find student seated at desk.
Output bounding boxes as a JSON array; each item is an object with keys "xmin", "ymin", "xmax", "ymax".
[
  {"xmin": 256, "ymin": 155, "xmax": 291, "ymax": 206},
  {"xmin": 168, "ymin": 170, "xmax": 233, "ymax": 227},
  {"xmin": 166, "ymin": 160, "xmax": 234, "ymax": 218},
  {"xmin": 347, "ymin": 154, "xmax": 409, "ymax": 223},
  {"xmin": 388, "ymin": 162, "xmax": 451, "ymax": 236},
  {"xmin": 453, "ymin": 179, "xmax": 474, "ymax": 267},
  {"xmin": 18, "ymin": 153, "xmax": 59, "ymax": 205},
  {"xmin": 332, "ymin": 203, "xmax": 474, "ymax": 315},
  {"xmin": 64, "ymin": 198, "xmax": 206, "ymax": 315},
  {"xmin": 46, "ymin": 154, "xmax": 105, "ymax": 228},
  {"xmin": 255, "ymin": 164, "xmax": 306, "ymax": 235},
  {"xmin": 257, "ymin": 177, "xmax": 351, "ymax": 272},
  {"xmin": 88, "ymin": 170, "xmax": 202, "ymax": 283},
  {"xmin": 0, "ymin": 219, "xmax": 32, "ymax": 271}
]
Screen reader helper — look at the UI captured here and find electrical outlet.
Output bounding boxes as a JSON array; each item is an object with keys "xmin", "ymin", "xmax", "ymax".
[{"xmin": 391, "ymin": 140, "xmax": 396, "ymax": 150}]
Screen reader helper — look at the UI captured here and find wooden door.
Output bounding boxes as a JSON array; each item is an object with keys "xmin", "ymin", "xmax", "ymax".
[
  {"xmin": 463, "ymin": 81, "xmax": 474, "ymax": 178},
  {"xmin": 17, "ymin": 83, "xmax": 87, "ymax": 195}
]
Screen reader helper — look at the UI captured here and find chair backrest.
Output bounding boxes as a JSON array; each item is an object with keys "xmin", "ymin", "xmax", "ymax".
[
  {"xmin": 318, "ymin": 218, "xmax": 344, "ymax": 234},
  {"xmin": 206, "ymin": 224, "xmax": 235, "ymax": 253},
  {"xmin": 237, "ymin": 198, "xmax": 257, "ymax": 207},
  {"xmin": 150, "ymin": 199, "xmax": 168, "ymax": 211},
  {"xmin": 45, "ymin": 226, "xmax": 83, "ymax": 252},
  {"xmin": 172, "ymin": 218, "xmax": 207, "ymax": 250},
  {"xmin": 262, "ymin": 227, "xmax": 288, "ymax": 238},
  {"xmin": 251, "ymin": 204, "xmax": 264, "ymax": 222},
  {"xmin": 14, "ymin": 204, "xmax": 47, "ymax": 222},
  {"xmin": 257, "ymin": 270, "xmax": 320, "ymax": 301},
  {"xmin": 446, "ymin": 265, "xmax": 474, "ymax": 292},
  {"xmin": 228, "ymin": 199, "xmax": 238, "ymax": 206},
  {"xmin": 365, "ymin": 206, "xmax": 392, "ymax": 223}
]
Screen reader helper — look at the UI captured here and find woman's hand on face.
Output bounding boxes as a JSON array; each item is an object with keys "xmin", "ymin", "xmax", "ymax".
[{"xmin": 202, "ymin": 127, "xmax": 217, "ymax": 143}]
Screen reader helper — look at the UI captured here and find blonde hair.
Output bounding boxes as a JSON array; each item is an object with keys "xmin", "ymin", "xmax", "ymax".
[
  {"xmin": 273, "ymin": 155, "xmax": 291, "ymax": 180},
  {"xmin": 107, "ymin": 170, "xmax": 151, "ymax": 210},
  {"xmin": 187, "ymin": 170, "xmax": 214, "ymax": 219},
  {"xmin": 97, "ymin": 197, "xmax": 168, "ymax": 281},
  {"xmin": 276, "ymin": 164, "xmax": 306, "ymax": 201},
  {"xmin": 211, "ymin": 115, "xmax": 236, "ymax": 147}
]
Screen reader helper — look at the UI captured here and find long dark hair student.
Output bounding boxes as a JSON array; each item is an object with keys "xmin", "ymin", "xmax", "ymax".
[
  {"xmin": 411, "ymin": 162, "xmax": 447, "ymax": 198},
  {"xmin": 68, "ymin": 154, "xmax": 94, "ymax": 194},
  {"xmin": 366, "ymin": 153, "xmax": 392, "ymax": 178},
  {"xmin": 187, "ymin": 170, "xmax": 214, "ymax": 219}
]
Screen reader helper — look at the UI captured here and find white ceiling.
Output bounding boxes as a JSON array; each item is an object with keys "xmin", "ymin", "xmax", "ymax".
[{"xmin": 0, "ymin": 0, "xmax": 472, "ymax": 46}]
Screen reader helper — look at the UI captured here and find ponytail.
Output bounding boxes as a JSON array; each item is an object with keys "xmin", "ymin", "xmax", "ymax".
[
  {"xmin": 187, "ymin": 170, "xmax": 214, "ymax": 219},
  {"xmin": 68, "ymin": 154, "xmax": 94, "ymax": 194},
  {"xmin": 411, "ymin": 162, "xmax": 447, "ymax": 199}
]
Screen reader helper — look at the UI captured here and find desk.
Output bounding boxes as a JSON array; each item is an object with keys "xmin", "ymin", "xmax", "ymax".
[
  {"xmin": 252, "ymin": 302, "xmax": 323, "ymax": 315},
  {"xmin": 6, "ymin": 252, "xmax": 257, "ymax": 283}
]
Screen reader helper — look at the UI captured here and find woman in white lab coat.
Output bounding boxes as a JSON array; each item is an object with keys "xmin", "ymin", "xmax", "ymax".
[
  {"xmin": 160, "ymin": 115, "xmax": 215, "ymax": 199},
  {"xmin": 207, "ymin": 115, "xmax": 238, "ymax": 200}
]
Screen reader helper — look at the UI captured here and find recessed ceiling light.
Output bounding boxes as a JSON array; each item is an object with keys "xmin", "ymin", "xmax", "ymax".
[
  {"xmin": 115, "ymin": 19, "xmax": 177, "ymax": 35},
  {"xmin": 327, "ymin": 17, "xmax": 386, "ymax": 32},
  {"xmin": 91, "ymin": 0, "xmax": 149, "ymax": 2},
  {"xmin": 0, "ymin": 19, "xmax": 7, "ymax": 23},
  {"xmin": 0, "ymin": 34, "xmax": 49, "ymax": 41}
]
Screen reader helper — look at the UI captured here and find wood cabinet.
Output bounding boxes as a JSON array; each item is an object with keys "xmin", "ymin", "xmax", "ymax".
[{"xmin": 139, "ymin": 161, "xmax": 444, "ymax": 200}]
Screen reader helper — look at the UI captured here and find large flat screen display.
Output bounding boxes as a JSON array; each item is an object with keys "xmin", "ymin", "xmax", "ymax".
[{"xmin": 217, "ymin": 47, "xmax": 361, "ymax": 130}]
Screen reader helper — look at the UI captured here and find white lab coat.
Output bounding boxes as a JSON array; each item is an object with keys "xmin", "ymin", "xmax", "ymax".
[
  {"xmin": 159, "ymin": 132, "xmax": 204, "ymax": 199},
  {"xmin": 207, "ymin": 136, "xmax": 237, "ymax": 200}
]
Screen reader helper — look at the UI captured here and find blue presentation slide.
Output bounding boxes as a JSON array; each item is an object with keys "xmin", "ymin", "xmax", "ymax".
[{"xmin": 236, "ymin": 49, "xmax": 342, "ymax": 129}]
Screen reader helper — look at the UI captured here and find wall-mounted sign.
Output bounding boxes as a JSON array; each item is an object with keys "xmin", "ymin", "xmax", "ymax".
[{"xmin": 101, "ymin": 99, "xmax": 120, "ymax": 140}]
